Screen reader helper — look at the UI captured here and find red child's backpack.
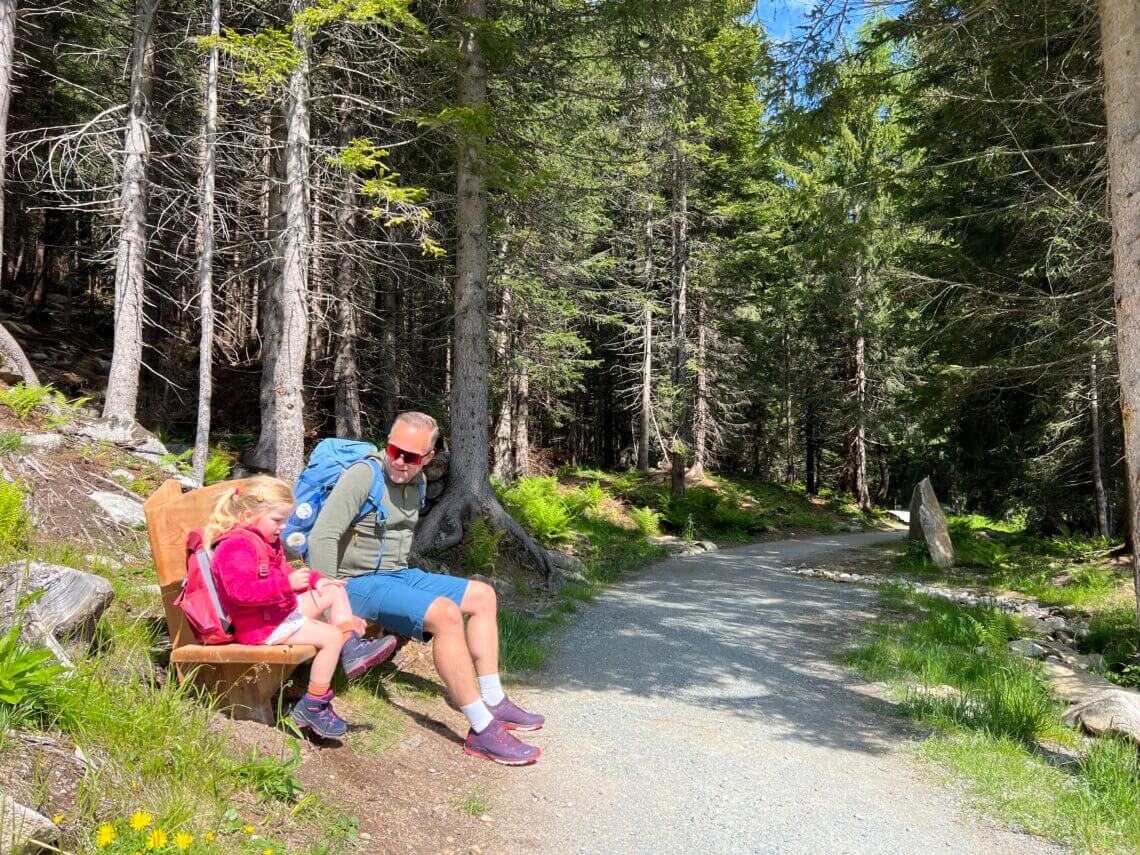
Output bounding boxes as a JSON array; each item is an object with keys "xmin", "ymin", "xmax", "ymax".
[{"xmin": 176, "ymin": 528, "xmax": 268, "ymax": 645}]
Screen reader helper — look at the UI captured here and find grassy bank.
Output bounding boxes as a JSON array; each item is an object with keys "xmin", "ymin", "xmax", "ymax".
[{"xmin": 847, "ymin": 586, "xmax": 1140, "ymax": 853}]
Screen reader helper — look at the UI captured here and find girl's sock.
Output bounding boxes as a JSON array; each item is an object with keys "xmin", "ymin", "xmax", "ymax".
[
  {"xmin": 460, "ymin": 698, "xmax": 494, "ymax": 733},
  {"xmin": 478, "ymin": 673, "xmax": 505, "ymax": 706},
  {"xmin": 306, "ymin": 682, "xmax": 330, "ymax": 700},
  {"xmin": 336, "ymin": 621, "xmax": 356, "ymax": 641}
]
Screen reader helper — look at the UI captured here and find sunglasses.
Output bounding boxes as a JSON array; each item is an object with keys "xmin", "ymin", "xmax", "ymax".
[{"xmin": 386, "ymin": 443, "xmax": 430, "ymax": 466}]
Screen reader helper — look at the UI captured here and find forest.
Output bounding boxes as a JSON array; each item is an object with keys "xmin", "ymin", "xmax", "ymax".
[{"xmin": 0, "ymin": 0, "xmax": 1135, "ymax": 545}]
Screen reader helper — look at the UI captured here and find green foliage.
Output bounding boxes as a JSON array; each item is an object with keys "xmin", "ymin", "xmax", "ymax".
[
  {"xmin": 464, "ymin": 516, "xmax": 503, "ymax": 574},
  {"xmin": 628, "ymin": 506, "xmax": 662, "ymax": 537},
  {"xmin": 661, "ymin": 487, "xmax": 761, "ymax": 540},
  {"xmin": 450, "ymin": 786, "xmax": 491, "ymax": 818},
  {"xmin": 497, "ymin": 609, "xmax": 552, "ymax": 673},
  {"xmin": 204, "ymin": 451, "xmax": 232, "ymax": 485},
  {"xmin": 500, "ymin": 476, "xmax": 574, "ymax": 545},
  {"xmin": 0, "ymin": 479, "xmax": 29, "ymax": 548},
  {"xmin": 218, "ymin": 741, "xmax": 305, "ymax": 803},
  {"xmin": 0, "ymin": 431, "xmax": 21, "ymax": 453},
  {"xmin": 0, "ymin": 383, "xmax": 87, "ymax": 427},
  {"xmin": 563, "ymin": 481, "xmax": 607, "ymax": 517},
  {"xmin": 0, "ymin": 624, "xmax": 64, "ymax": 717}
]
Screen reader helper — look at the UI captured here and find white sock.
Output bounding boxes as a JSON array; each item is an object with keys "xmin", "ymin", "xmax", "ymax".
[
  {"xmin": 478, "ymin": 673, "xmax": 505, "ymax": 706},
  {"xmin": 460, "ymin": 698, "xmax": 494, "ymax": 733}
]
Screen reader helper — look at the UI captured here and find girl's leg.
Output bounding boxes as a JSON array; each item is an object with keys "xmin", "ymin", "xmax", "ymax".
[
  {"xmin": 298, "ymin": 588, "xmax": 354, "ymax": 629},
  {"xmin": 280, "ymin": 619, "xmax": 344, "ymax": 688}
]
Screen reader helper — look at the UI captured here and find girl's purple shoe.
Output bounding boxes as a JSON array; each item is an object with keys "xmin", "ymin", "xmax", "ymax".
[
  {"xmin": 290, "ymin": 691, "xmax": 348, "ymax": 739},
  {"xmin": 463, "ymin": 719, "xmax": 540, "ymax": 765},
  {"xmin": 341, "ymin": 632, "xmax": 397, "ymax": 679},
  {"xmin": 488, "ymin": 696, "xmax": 545, "ymax": 732}
]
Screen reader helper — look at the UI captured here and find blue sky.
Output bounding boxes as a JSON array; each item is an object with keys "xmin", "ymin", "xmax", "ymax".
[{"xmin": 751, "ymin": 0, "xmax": 820, "ymax": 44}]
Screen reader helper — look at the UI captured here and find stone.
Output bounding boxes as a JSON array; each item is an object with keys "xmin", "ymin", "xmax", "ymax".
[
  {"xmin": 1062, "ymin": 690, "xmax": 1140, "ymax": 746},
  {"xmin": 423, "ymin": 451, "xmax": 450, "ymax": 482},
  {"xmin": 1043, "ymin": 660, "xmax": 1119, "ymax": 704},
  {"xmin": 28, "ymin": 352, "xmax": 47, "ymax": 363},
  {"xmin": 546, "ymin": 550, "xmax": 588, "ymax": 583},
  {"xmin": 1041, "ymin": 616, "xmax": 1068, "ymax": 633},
  {"xmin": 19, "ymin": 433, "xmax": 62, "ymax": 455},
  {"xmin": 698, "ymin": 541, "xmax": 718, "ymax": 553},
  {"xmin": 69, "ymin": 413, "xmax": 168, "ymax": 456},
  {"xmin": 1008, "ymin": 639, "xmax": 1048, "ymax": 659},
  {"xmin": 907, "ymin": 477, "xmax": 954, "ymax": 568},
  {"xmin": 0, "ymin": 793, "xmax": 59, "ymax": 854},
  {"xmin": 88, "ymin": 490, "xmax": 146, "ymax": 528},
  {"xmin": 110, "ymin": 468, "xmax": 133, "ymax": 482},
  {"xmin": 470, "ymin": 574, "xmax": 516, "ymax": 599},
  {"xmin": 0, "ymin": 561, "xmax": 115, "ymax": 642}
]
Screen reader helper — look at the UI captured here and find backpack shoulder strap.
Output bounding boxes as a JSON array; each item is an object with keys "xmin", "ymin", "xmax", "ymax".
[
  {"xmin": 357, "ymin": 457, "xmax": 387, "ymax": 523},
  {"xmin": 217, "ymin": 528, "xmax": 271, "ymax": 579}
]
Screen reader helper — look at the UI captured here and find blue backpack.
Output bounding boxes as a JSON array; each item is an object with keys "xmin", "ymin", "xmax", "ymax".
[{"xmin": 282, "ymin": 438, "xmax": 424, "ymax": 565}]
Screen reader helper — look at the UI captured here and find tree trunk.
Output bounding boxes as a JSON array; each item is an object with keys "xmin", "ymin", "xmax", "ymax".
[
  {"xmin": 1099, "ymin": 0, "xmax": 1140, "ymax": 630},
  {"xmin": 102, "ymin": 0, "xmax": 158, "ymax": 420},
  {"xmin": 512, "ymin": 319, "xmax": 529, "ymax": 478},
  {"xmin": 638, "ymin": 203, "xmax": 653, "ymax": 472},
  {"xmin": 333, "ymin": 125, "xmax": 361, "ymax": 438},
  {"xmin": 669, "ymin": 143, "xmax": 689, "ymax": 497},
  {"xmin": 379, "ymin": 228, "xmax": 401, "ymax": 431},
  {"xmin": 849, "ymin": 268, "xmax": 871, "ymax": 512},
  {"xmin": 491, "ymin": 238, "xmax": 513, "ymax": 482},
  {"xmin": 690, "ymin": 294, "xmax": 708, "ymax": 479},
  {"xmin": 272, "ymin": 0, "xmax": 311, "ymax": 482},
  {"xmin": 191, "ymin": 0, "xmax": 219, "ymax": 486},
  {"xmin": 875, "ymin": 444, "xmax": 889, "ymax": 506},
  {"xmin": 805, "ymin": 400, "xmax": 817, "ymax": 495},
  {"xmin": 413, "ymin": 0, "xmax": 553, "ymax": 585},
  {"xmin": 246, "ymin": 110, "xmax": 286, "ymax": 470},
  {"xmin": 783, "ymin": 327, "xmax": 795, "ymax": 486},
  {"xmin": 1091, "ymin": 352, "xmax": 1111, "ymax": 538}
]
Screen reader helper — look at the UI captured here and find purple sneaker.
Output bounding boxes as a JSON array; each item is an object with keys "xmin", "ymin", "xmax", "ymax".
[
  {"xmin": 341, "ymin": 632, "xmax": 398, "ymax": 679},
  {"xmin": 488, "ymin": 696, "xmax": 545, "ymax": 732},
  {"xmin": 463, "ymin": 719, "xmax": 540, "ymax": 766},
  {"xmin": 289, "ymin": 691, "xmax": 348, "ymax": 739}
]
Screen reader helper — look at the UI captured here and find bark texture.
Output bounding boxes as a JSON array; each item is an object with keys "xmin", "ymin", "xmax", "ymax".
[
  {"xmin": 1091, "ymin": 353, "xmax": 1110, "ymax": 538},
  {"xmin": 1101, "ymin": 0, "xmax": 1140, "ymax": 631},
  {"xmin": 102, "ymin": 0, "xmax": 158, "ymax": 419}
]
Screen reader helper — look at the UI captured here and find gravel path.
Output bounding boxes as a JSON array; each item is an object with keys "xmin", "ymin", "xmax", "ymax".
[{"xmin": 495, "ymin": 532, "xmax": 1062, "ymax": 855}]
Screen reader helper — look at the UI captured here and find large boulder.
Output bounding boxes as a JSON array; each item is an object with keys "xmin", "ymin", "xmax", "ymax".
[
  {"xmin": 908, "ymin": 478, "xmax": 954, "ymax": 568},
  {"xmin": 0, "ymin": 793, "xmax": 59, "ymax": 854},
  {"xmin": 1062, "ymin": 689, "xmax": 1140, "ymax": 746},
  {"xmin": 0, "ymin": 561, "xmax": 115, "ymax": 642},
  {"xmin": 68, "ymin": 413, "xmax": 167, "ymax": 456},
  {"xmin": 88, "ymin": 491, "xmax": 146, "ymax": 528}
]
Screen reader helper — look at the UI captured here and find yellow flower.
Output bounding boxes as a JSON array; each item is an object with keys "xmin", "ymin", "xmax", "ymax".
[
  {"xmin": 129, "ymin": 812, "xmax": 153, "ymax": 831},
  {"xmin": 145, "ymin": 828, "xmax": 168, "ymax": 850},
  {"xmin": 244, "ymin": 825, "xmax": 256, "ymax": 834},
  {"xmin": 96, "ymin": 823, "xmax": 116, "ymax": 848},
  {"xmin": 204, "ymin": 832, "xmax": 215, "ymax": 843},
  {"xmin": 52, "ymin": 813, "xmax": 63, "ymax": 825},
  {"xmin": 174, "ymin": 831, "xmax": 193, "ymax": 850},
  {"xmin": 262, "ymin": 850, "xmax": 274, "ymax": 855}
]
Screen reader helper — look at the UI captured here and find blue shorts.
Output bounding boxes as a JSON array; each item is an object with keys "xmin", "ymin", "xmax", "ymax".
[{"xmin": 344, "ymin": 568, "xmax": 469, "ymax": 642}]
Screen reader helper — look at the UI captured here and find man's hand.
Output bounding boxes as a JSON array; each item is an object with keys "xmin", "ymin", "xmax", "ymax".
[{"xmin": 287, "ymin": 568, "xmax": 312, "ymax": 591}]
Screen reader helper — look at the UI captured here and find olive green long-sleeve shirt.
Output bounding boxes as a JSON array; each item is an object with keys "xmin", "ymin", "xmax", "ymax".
[{"xmin": 307, "ymin": 454, "xmax": 425, "ymax": 578}]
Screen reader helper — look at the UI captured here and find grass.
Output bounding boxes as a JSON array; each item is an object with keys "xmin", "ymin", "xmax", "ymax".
[
  {"xmin": 848, "ymin": 585, "xmax": 1140, "ymax": 853},
  {"xmin": 450, "ymin": 785, "xmax": 491, "ymax": 818}
]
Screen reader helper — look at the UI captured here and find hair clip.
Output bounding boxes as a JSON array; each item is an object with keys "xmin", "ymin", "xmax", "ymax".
[
  {"xmin": 232, "ymin": 487, "xmax": 241, "ymax": 496},
  {"xmin": 255, "ymin": 487, "xmax": 265, "ymax": 503}
]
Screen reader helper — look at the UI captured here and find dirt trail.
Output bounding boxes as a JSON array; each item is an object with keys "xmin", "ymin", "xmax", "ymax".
[{"xmin": 493, "ymin": 533, "xmax": 1062, "ymax": 855}]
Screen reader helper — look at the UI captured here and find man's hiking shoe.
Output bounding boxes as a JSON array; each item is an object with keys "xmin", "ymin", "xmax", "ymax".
[
  {"xmin": 488, "ymin": 696, "xmax": 545, "ymax": 732},
  {"xmin": 290, "ymin": 692, "xmax": 348, "ymax": 739},
  {"xmin": 463, "ymin": 719, "xmax": 540, "ymax": 766},
  {"xmin": 341, "ymin": 632, "xmax": 397, "ymax": 679}
]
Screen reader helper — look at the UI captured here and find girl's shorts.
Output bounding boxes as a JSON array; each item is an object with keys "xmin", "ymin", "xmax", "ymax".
[{"xmin": 263, "ymin": 609, "xmax": 307, "ymax": 645}]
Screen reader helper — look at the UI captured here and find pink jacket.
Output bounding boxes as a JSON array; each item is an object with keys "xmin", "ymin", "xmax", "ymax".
[{"xmin": 210, "ymin": 527, "xmax": 322, "ymax": 645}]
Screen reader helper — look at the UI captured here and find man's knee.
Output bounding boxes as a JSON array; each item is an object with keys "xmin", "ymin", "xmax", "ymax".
[
  {"xmin": 423, "ymin": 597, "xmax": 464, "ymax": 635},
  {"xmin": 462, "ymin": 580, "xmax": 496, "ymax": 614}
]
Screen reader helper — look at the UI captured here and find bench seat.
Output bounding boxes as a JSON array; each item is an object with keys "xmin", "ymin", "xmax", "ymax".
[{"xmin": 171, "ymin": 643, "xmax": 318, "ymax": 666}]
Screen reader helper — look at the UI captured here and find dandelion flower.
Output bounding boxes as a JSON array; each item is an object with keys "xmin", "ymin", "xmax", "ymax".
[
  {"xmin": 52, "ymin": 813, "xmax": 63, "ymax": 825},
  {"xmin": 244, "ymin": 825, "xmax": 256, "ymax": 834},
  {"xmin": 174, "ymin": 831, "xmax": 193, "ymax": 850},
  {"xmin": 96, "ymin": 823, "xmax": 116, "ymax": 848},
  {"xmin": 145, "ymin": 828, "xmax": 168, "ymax": 850},
  {"xmin": 262, "ymin": 849, "xmax": 274, "ymax": 855},
  {"xmin": 129, "ymin": 812, "xmax": 153, "ymax": 831},
  {"xmin": 204, "ymin": 832, "xmax": 215, "ymax": 843}
]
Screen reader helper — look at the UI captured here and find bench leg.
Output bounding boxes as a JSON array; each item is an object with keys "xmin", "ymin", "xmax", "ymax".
[{"xmin": 178, "ymin": 661, "xmax": 301, "ymax": 726}]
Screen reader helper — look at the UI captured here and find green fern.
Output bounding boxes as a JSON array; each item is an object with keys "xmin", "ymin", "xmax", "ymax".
[
  {"xmin": 0, "ymin": 480, "xmax": 29, "ymax": 548},
  {"xmin": 466, "ymin": 516, "xmax": 503, "ymax": 573},
  {"xmin": 629, "ymin": 506, "xmax": 663, "ymax": 537},
  {"xmin": 204, "ymin": 450, "xmax": 232, "ymax": 485}
]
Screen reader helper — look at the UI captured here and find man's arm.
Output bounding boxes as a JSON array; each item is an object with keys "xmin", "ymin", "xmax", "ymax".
[{"xmin": 308, "ymin": 461, "xmax": 374, "ymax": 576}]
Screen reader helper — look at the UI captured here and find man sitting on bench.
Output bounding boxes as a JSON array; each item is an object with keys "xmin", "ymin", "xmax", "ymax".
[{"xmin": 307, "ymin": 411, "xmax": 545, "ymax": 766}]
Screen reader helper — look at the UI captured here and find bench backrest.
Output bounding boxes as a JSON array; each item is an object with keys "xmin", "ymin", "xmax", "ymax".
[{"xmin": 143, "ymin": 478, "xmax": 260, "ymax": 650}]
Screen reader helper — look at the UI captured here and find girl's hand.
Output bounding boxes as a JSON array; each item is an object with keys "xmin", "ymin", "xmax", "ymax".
[
  {"xmin": 315, "ymin": 577, "xmax": 346, "ymax": 591},
  {"xmin": 288, "ymin": 568, "xmax": 311, "ymax": 591}
]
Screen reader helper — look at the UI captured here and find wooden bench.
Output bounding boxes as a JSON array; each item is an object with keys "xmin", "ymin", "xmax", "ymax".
[{"xmin": 143, "ymin": 478, "xmax": 317, "ymax": 724}]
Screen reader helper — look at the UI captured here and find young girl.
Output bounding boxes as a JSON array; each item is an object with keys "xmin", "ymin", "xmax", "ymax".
[{"xmin": 205, "ymin": 476, "xmax": 396, "ymax": 738}]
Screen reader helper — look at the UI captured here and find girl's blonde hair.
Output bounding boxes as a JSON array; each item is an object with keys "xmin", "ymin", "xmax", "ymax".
[{"xmin": 203, "ymin": 476, "xmax": 295, "ymax": 546}]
